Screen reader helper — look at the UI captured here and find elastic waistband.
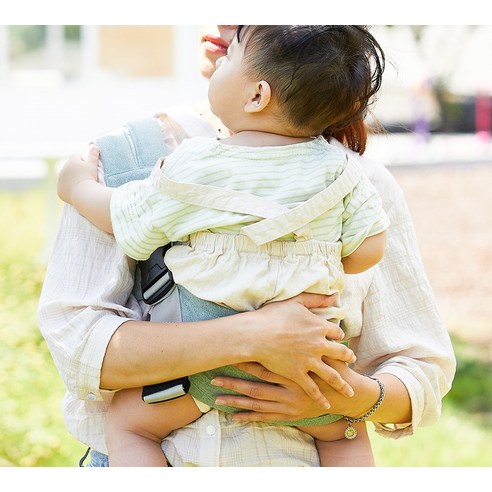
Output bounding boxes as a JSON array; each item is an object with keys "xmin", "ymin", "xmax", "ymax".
[{"xmin": 189, "ymin": 231, "xmax": 341, "ymax": 257}]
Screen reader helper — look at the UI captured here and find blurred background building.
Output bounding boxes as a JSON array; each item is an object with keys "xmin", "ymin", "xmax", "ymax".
[
  {"xmin": 0, "ymin": 26, "xmax": 206, "ymax": 154},
  {"xmin": 0, "ymin": 25, "xmax": 491, "ymax": 183}
]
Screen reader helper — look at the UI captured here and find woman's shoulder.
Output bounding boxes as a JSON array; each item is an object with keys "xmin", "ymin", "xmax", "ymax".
[
  {"xmin": 331, "ymin": 138, "xmax": 405, "ymax": 206},
  {"xmin": 358, "ymin": 153, "xmax": 405, "ymax": 209}
]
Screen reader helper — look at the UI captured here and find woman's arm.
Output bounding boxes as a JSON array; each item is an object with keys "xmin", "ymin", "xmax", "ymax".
[
  {"xmin": 207, "ymin": 153, "xmax": 456, "ymax": 433},
  {"xmin": 350, "ymin": 161, "xmax": 456, "ymax": 434},
  {"xmin": 38, "ymin": 203, "xmax": 138, "ymax": 402},
  {"xmin": 102, "ymin": 293, "xmax": 357, "ymax": 408},
  {"xmin": 40, "ymin": 186, "xmax": 356, "ymax": 408},
  {"xmin": 210, "ymin": 361, "xmax": 410, "ymax": 424}
]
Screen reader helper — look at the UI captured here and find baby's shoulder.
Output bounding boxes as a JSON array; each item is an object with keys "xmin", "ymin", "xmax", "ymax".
[
  {"xmin": 176, "ymin": 136, "xmax": 217, "ymax": 153},
  {"xmin": 164, "ymin": 136, "xmax": 220, "ymax": 180}
]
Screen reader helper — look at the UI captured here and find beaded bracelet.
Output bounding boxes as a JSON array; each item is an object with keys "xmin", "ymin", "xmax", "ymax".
[{"xmin": 342, "ymin": 375, "xmax": 385, "ymax": 440}]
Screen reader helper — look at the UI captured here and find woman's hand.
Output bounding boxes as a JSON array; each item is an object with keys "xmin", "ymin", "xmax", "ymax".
[
  {"xmin": 243, "ymin": 293, "xmax": 356, "ymax": 409},
  {"xmin": 211, "ymin": 360, "xmax": 378, "ymax": 422},
  {"xmin": 212, "ymin": 362, "xmax": 330, "ymax": 421}
]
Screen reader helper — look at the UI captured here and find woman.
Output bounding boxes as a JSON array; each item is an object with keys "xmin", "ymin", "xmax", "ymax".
[{"xmin": 38, "ymin": 25, "xmax": 456, "ymax": 467}]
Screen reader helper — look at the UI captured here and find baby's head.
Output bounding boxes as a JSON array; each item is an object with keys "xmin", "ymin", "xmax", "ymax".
[{"xmin": 209, "ymin": 25, "xmax": 385, "ymax": 145}]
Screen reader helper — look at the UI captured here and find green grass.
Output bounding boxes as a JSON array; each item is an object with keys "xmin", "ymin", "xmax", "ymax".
[
  {"xmin": 0, "ymin": 186, "xmax": 86, "ymax": 466},
  {"xmin": 371, "ymin": 405, "xmax": 492, "ymax": 466},
  {"xmin": 371, "ymin": 336, "xmax": 492, "ymax": 466},
  {"xmin": 1, "ymin": 185, "xmax": 491, "ymax": 467}
]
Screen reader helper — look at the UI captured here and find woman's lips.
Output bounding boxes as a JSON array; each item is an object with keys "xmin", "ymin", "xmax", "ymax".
[{"xmin": 202, "ymin": 36, "xmax": 229, "ymax": 55}]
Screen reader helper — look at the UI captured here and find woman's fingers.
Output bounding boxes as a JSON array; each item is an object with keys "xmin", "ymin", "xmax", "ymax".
[
  {"xmin": 247, "ymin": 294, "xmax": 356, "ymax": 406},
  {"xmin": 293, "ymin": 292, "xmax": 337, "ymax": 310},
  {"xmin": 323, "ymin": 338, "xmax": 356, "ymax": 364},
  {"xmin": 234, "ymin": 360, "xmax": 350, "ymax": 405},
  {"xmin": 233, "ymin": 362, "xmax": 291, "ymax": 385},
  {"xmin": 240, "ymin": 362, "xmax": 332, "ymax": 409},
  {"xmin": 314, "ymin": 360, "xmax": 354, "ymax": 398},
  {"xmin": 233, "ymin": 410, "xmax": 295, "ymax": 423},
  {"xmin": 211, "ymin": 363, "xmax": 330, "ymax": 422},
  {"xmin": 212, "ymin": 380, "xmax": 291, "ymax": 413}
]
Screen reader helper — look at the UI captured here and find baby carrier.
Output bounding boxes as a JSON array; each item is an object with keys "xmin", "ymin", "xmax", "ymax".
[{"xmin": 95, "ymin": 117, "xmax": 175, "ymax": 304}]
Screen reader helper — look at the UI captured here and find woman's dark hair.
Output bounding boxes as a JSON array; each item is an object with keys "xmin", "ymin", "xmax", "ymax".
[{"xmin": 236, "ymin": 25, "xmax": 385, "ymax": 154}]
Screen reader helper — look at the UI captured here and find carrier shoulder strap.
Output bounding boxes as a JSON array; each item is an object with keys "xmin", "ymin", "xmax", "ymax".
[
  {"xmin": 94, "ymin": 116, "xmax": 177, "ymax": 302},
  {"xmin": 93, "ymin": 117, "xmax": 169, "ymax": 188}
]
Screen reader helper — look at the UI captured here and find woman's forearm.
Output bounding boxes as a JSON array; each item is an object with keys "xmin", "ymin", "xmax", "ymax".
[
  {"xmin": 315, "ymin": 364, "xmax": 412, "ymax": 425},
  {"xmin": 100, "ymin": 293, "xmax": 356, "ymax": 407},
  {"xmin": 347, "ymin": 373, "xmax": 412, "ymax": 424},
  {"xmin": 369, "ymin": 373, "xmax": 411, "ymax": 424},
  {"xmin": 206, "ymin": 362, "xmax": 412, "ymax": 425},
  {"xmin": 100, "ymin": 314, "xmax": 254, "ymax": 390}
]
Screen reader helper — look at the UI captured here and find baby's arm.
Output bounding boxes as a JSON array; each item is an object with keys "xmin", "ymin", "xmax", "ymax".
[
  {"xmin": 57, "ymin": 147, "xmax": 114, "ymax": 234},
  {"xmin": 341, "ymin": 231, "xmax": 386, "ymax": 274}
]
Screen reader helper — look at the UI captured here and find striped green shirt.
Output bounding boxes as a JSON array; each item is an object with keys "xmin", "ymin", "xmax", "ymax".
[{"xmin": 111, "ymin": 136, "xmax": 389, "ymax": 261}]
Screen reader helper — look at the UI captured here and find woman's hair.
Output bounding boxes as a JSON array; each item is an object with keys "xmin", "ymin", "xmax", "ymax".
[{"xmin": 236, "ymin": 25, "xmax": 385, "ymax": 154}]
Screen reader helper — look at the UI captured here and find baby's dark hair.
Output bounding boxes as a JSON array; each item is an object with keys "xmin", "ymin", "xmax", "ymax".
[{"xmin": 236, "ymin": 25, "xmax": 385, "ymax": 154}]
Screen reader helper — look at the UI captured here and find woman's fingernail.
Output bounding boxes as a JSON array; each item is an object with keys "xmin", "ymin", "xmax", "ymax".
[
  {"xmin": 211, "ymin": 378, "xmax": 222, "ymax": 386},
  {"xmin": 215, "ymin": 398, "xmax": 225, "ymax": 405}
]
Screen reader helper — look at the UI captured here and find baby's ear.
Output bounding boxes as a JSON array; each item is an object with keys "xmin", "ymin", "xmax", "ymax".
[{"xmin": 244, "ymin": 80, "xmax": 271, "ymax": 113}]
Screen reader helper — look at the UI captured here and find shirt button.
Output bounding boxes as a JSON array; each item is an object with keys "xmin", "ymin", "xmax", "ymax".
[
  {"xmin": 205, "ymin": 425, "xmax": 216, "ymax": 436},
  {"xmin": 87, "ymin": 393, "xmax": 97, "ymax": 401}
]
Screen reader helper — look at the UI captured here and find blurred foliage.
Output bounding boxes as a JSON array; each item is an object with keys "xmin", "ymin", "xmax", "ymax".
[
  {"xmin": 8, "ymin": 26, "xmax": 46, "ymax": 57},
  {"xmin": 8, "ymin": 25, "xmax": 80, "ymax": 58},
  {"xmin": 64, "ymin": 26, "xmax": 81, "ymax": 42},
  {"xmin": 371, "ymin": 333, "xmax": 492, "ymax": 466},
  {"xmin": 0, "ymin": 186, "xmax": 85, "ymax": 466},
  {"xmin": 370, "ymin": 404, "xmax": 492, "ymax": 466},
  {"xmin": 445, "ymin": 336, "xmax": 492, "ymax": 418}
]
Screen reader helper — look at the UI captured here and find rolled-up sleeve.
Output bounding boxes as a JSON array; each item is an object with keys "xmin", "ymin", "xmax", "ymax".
[
  {"xmin": 38, "ymin": 204, "xmax": 143, "ymax": 401},
  {"xmin": 350, "ymin": 163, "xmax": 456, "ymax": 438}
]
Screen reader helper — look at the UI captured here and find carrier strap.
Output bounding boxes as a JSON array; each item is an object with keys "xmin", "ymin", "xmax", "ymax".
[
  {"xmin": 156, "ymin": 155, "xmax": 362, "ymax": 245},
  {"xmin": 94, "ymin": 117, "xmax": 170, "ymax": 188}
]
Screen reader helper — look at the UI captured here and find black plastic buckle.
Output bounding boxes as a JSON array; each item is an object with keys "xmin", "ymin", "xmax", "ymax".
[{"xmin": 138, "ymin": 245, "xmax": 175, "ymax": 305}]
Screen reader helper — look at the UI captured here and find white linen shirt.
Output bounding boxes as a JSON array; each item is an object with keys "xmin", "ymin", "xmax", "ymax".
[{"xmin": 38, "ymin": 109, "xmax": 456, "ymax": 466}]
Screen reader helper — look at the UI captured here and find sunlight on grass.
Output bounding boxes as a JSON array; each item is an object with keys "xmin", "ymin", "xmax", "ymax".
[
  {"xmin": 371, "ymin": 333, "xmax": 492, "ymax": 467},
  {"xmin": 371, "ymin": 405, "xmax": 492, "ymax": 466},
  {"xmin": 1, "ymin": 186, "xmax": 491, "ymax": 467},
  {"xmin": 0, "ymin": 186, "xmax": 85, "ymax": 466}
]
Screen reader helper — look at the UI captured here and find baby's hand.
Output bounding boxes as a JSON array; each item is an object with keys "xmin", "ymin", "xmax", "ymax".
[{"xmin": 57, "ymin": 146, "xmax": 100, "ymax": 205}]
